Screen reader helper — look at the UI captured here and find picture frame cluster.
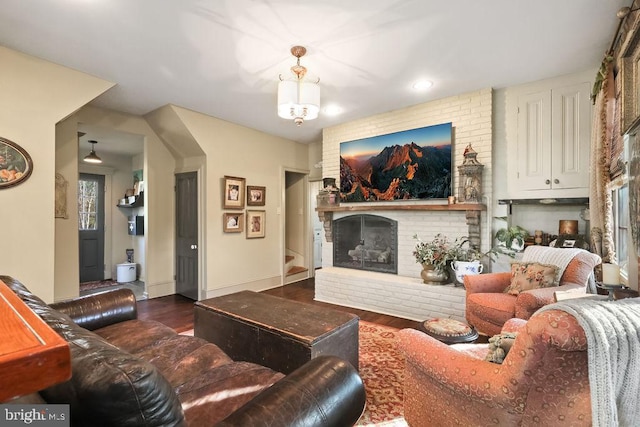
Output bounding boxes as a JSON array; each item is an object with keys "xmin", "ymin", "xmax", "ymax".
[{"xmin": 222, "ymin": 176, "xmax": 265, "ymax": 238}]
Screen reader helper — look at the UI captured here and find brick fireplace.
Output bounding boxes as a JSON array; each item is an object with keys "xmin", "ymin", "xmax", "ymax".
[
  {"xmin": 315, "ymin": 204, "xmax": 486, "ymax": 322},
  {"xmin": 316, "ymin": 87, "xmax": 493, "ymax": 323}
]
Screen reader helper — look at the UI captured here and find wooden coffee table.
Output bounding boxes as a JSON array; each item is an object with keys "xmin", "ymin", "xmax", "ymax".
[{"xmin": 194, "ymin": 291, "xmax": 359, "ymax": 374}]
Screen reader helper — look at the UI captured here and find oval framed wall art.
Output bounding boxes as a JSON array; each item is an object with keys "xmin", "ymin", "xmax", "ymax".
[{"xmin": 0, "ymin": 137, "xmax": 33, "ymax": 189}]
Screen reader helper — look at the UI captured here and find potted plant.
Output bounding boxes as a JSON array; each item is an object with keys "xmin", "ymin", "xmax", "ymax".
[
  {"xmin": 447, "ymin": 238, "xmax": 508, "ymax": 286},
  {"xmin": 495, "ymin": 225, "xmax": 529, "ymax": 252},
  {"xmin": 413, "ymin": 234, "xmax": 457, "ymax": 285},
  {"xmin": 414, "ymin": 234, "xmax": 515, "ymax": 286}
]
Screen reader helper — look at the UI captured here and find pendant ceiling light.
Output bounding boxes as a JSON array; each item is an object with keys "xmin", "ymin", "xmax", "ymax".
[
  {"xmin": 83, "ymin": 140, "xmax": 102, "ymax": 164},
  {"xmin": 278, "ymin": 46, "xmax": 320, "ymax": 126}
]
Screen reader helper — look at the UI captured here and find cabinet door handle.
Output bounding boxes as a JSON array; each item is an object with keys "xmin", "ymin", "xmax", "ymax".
[
  {"xmin": 554, "ymin": 179, "xmax": 559, "ymax": 184},
  {"xmin": 545, "ymin": 179, "xmax": 551, "ymax": 184}
]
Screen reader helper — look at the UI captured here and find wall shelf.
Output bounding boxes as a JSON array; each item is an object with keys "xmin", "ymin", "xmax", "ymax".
[
  {"xmin": 117, "ymin": 192, "xmax": 144, "ymax": 208},
  {"xmin": 497, "ymin": 197, "xmax": 588, "ymax": 216},
  {"xmin": 498, "ymin": 197, "xmax": 588, "ymax": 206}
]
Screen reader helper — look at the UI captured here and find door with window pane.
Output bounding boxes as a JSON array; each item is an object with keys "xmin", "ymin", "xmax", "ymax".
[{"xmin": 79, "ymin": 174, "xmax": 105, "ymax": 283}]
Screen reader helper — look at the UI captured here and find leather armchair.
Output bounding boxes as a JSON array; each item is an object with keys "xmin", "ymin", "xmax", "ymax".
[
  {"xmin": 465, "ymin": 248, "xmax": 601, "ymax": 336},
  {"xmin": 397, "ymin": 310, "xmax": 592, "ymax": 426}
]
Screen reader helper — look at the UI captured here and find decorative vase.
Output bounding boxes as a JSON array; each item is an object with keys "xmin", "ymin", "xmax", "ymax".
[
  {"xmin": 450, "ymin": 260, "xmax": 483, "ymax": 287},
  {"xmin": 421, "ymin": 264, "xmax": 449, "ymax": 285}
]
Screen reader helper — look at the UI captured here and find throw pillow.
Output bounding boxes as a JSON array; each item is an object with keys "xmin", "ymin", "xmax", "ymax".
[
  {"xmin": 504, "ymin": 262, "xmax": 558, "ymax": 295},
  {"xmin": 485, "ymin": 332, "xmax": 517, "ymax": 364}
]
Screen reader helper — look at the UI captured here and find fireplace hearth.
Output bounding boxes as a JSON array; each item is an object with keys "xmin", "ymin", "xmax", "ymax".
[{"xmin": 333, "ymin": 214, "xmax": 397, "ymax": 274}]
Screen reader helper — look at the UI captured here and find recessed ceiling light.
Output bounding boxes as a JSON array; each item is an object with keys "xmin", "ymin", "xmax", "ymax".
[
  {"xmin": 323, "ymin": 105, "xmax": 343, "ymax": 116},
  {"xmin": 412, "ymin": 80, "xmax": 433, "ymax": 91}
]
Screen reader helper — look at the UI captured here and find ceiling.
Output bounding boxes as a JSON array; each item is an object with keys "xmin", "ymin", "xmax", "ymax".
[{"xmin": 0, "ymin": 0, "xmax": 630, "ymax": 147}]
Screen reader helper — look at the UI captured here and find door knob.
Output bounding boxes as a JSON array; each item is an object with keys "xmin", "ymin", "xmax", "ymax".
[
  {"xmin": 191, "ymin": 244, "xmax": 198, "ymax": 250},
  {"xmin": 545, "ymin": 179, "xmax": 550, "ymax": 184},
  {"xmin": 554, "ymin": 179, "xmax": 559, "ymax": 184}
]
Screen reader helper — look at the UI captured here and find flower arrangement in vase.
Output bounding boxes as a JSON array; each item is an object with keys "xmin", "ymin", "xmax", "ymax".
[{"xmin": 413, "ymin": 234, "xmax": 464, "ymax": 284}]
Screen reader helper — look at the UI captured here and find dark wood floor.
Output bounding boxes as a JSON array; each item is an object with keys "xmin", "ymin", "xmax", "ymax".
[{"xmin": 137, "ymin": 277, "xmax": 421, "ymax": 333}]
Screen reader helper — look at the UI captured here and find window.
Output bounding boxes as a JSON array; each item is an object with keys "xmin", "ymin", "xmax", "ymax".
[
  {"xmin": 610, "ymin": 133, "xmax": 630, "ymax": 284},
  {"xmin": 78, "ymin": 178, "xmax": 99, "ymax": 231},
  {"xmin": 612, "ymin": 183, "xmax": 629, "ymax": 282}
]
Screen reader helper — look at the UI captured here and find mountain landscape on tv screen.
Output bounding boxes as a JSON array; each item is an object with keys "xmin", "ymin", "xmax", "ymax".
[{"xmin": 340, "ymin": 142, "xmax": 451, "ymax": 202}]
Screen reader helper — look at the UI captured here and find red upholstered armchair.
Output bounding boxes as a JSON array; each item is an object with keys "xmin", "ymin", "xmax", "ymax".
[
  {"xmin": 397, "ymin": 311, "xmax": 592, "ymax": 426},
  {"xmin": 465, "ymin": 247, "xmax": 601, "ymax": 336}
]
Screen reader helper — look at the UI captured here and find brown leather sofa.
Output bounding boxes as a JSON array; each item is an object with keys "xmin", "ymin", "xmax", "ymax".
[{"xmin": 2, "ymin": 276, "xmax": 366, "ymax": 426}]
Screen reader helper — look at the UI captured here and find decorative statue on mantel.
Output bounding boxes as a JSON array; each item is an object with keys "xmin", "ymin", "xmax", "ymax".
[{"xmin": 457, "ymin": 144, "xmax": 484, "ymax": 203}]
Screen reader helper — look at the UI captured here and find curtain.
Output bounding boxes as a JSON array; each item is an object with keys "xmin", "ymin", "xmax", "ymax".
[
  {"xmin": 589, "ymin": 60, "xmax": 616, "ymax": 263},
  {"xmin": 630, "ymin": 132, "xmax": 640, "ymax": 256}
]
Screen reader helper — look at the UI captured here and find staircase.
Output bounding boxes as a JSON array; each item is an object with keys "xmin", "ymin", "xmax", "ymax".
[{"xmin": 285, "ymin": 254, "xmax": 308, "ymax": 283}]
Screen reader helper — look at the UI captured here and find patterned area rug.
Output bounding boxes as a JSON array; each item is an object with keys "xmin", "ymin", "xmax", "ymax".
[
  {"xmin": 79, "ymin": 279, "xmax": 118, "ymax": 292},
  {"xmin": 356, "ymin": 321, "xmax": 406, "ymax": 426},
  {"xmin": 180, "ymin": 321, "xmax": 407, "ymax": 425}
]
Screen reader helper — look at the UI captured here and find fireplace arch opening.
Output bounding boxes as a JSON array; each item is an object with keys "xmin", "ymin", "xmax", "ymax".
[{"xmin": 333, "ymin": 214, "xmax": 397, "ymax": 274}]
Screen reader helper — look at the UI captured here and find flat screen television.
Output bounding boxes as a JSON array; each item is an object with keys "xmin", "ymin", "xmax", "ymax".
[{"xmin": 339, "ymin": 122, "xmax": 452, "ymax": 202}]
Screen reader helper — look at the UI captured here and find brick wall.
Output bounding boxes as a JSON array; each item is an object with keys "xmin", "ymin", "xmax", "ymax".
[
  {"xmin": 316, "ymin": 267, "xmax": 467, "ymax": 322},
  {"xmin": 322, "ymin": 88, "xmax": 493, "ymax": 277},
  {"xmin": 317, "ymin": 89, "xmax": 493, "ymax": 321}
]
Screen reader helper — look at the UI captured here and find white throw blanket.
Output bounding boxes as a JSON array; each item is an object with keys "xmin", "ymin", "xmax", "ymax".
[
  {"xmin": 521, "ymin": 246, "xmax": 585, "ymax": 284},
  {"xmin": 537, "ymin": 298, "xmax": 640, "ymax": 427}
]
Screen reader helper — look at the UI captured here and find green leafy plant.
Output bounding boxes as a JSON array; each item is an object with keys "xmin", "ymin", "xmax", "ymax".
[
  {"xmin": 495, "ymin": 225, "xmax": 529, "ymax": 251},
  {"xmin": 414, "ymin": 232, "xmax": 516, "ymax": 274},
  {"xmin": 413, "ymin": 234, "xmax": 459, "ymax": 272},
  {"xmin": 448, "ymin": 237, "xmax": 512, "ymax": 262}
]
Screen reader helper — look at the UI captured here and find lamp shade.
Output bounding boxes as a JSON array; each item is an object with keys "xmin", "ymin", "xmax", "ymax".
[
  {"xmin": 83, "ymin": 140, "xmax": 102, "ymax": 164},
  {"xmin": 277, "ymin": 80, "xmax": 320, "ymax": 121}
]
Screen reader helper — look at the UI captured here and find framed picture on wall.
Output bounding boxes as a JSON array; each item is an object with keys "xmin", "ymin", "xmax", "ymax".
[
  {"xmin": 246, "ymin": 210, "xmax": 265, "ymax": 239},
  {"xmin": 223, "ymin": 212, "xmax": 244, "ymax": 233},
  {"xmin": 0, "ymin": 137, "xmax": 33, "ymax": 189},
  {"xmin": 247, "ymin": 185, "xmax": 266, "ymax": 206},
  {"xmin": 223, "ymin": 176, "xmax": 245, "ymax": 209},
  {"xmin": 339, "ymin": 122, "xmax": 452, "ymax": 202}
]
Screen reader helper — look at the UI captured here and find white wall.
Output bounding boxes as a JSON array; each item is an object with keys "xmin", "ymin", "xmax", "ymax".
[
  {"xmin": 57, "ymin": 105, "xmax": 177, "ymax": 299},
  {"xmin": 286, "ymin": 173, "xmax": 306, "ymax": 258},
  {"xmin": 55, "ymin": 119, "xmax": 82, "ymax": 301},
  {"xmin": 0, "ymin": 46, "xmax": 113, "ymax": 301},
  {"xmin": 170, "ymin": 106, "xmax": 310, "ymax": 296},
  {"xmin": 322, "ymin": 89, "xmax": 493, "ymax": 279},
  {"xmin": 308, "ymin": 141, "xmax": 323, "ymax": 181}
]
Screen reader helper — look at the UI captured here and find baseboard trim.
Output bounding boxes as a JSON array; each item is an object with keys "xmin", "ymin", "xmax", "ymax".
[
  {"xmin": 146, "ymin": 280, "xmax": 175, "ymax": 298},
  {"xmin": 204, "ymin": 275, "xmax": 282, "ymax": 299}
]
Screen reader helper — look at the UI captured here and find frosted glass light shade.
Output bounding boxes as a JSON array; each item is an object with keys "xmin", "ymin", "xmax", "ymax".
[{"xmin": 277, "ymin": 80, "xmax": 320, "ymax": 121}]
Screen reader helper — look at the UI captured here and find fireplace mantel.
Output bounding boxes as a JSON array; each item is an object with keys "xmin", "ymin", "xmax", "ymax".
[
  {"xmin": 317, "ymin": 203, "xmax": 486, "ymax": 246},
  {"xmin": 317, "ymin": 203, "xmax": 485, "ymax": 214}
]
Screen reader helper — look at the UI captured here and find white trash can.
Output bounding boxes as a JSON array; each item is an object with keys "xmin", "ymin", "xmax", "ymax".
[{"xmin": 116, "ymin": 263, "xmax": 136, "ymax": 283}]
